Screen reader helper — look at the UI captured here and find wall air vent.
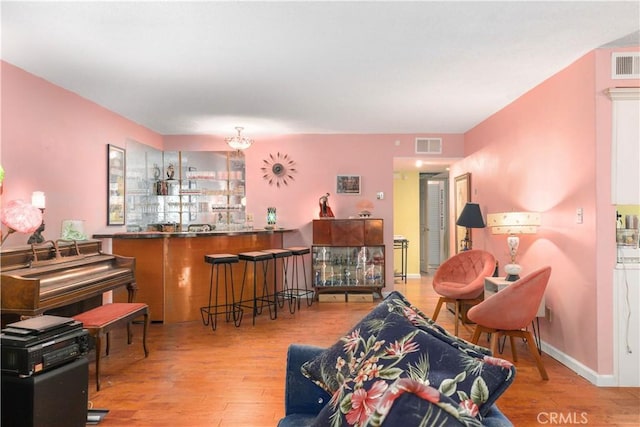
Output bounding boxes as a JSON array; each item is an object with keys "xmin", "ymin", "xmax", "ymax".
[
  {"xmin": 415, "ymin": 137, "xmax": 442, "ymax": 154},
  {"xmin": 612, "ymin": 52, "xmax": 640, "ymax": 79}
]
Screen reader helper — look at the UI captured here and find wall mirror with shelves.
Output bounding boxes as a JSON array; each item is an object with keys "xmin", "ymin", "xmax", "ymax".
[{"xmin": 125, "ymin": 140, "xmax": 245, "ymax": 231}]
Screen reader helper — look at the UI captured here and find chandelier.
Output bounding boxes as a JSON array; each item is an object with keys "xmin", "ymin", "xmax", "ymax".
[{"xmin": 225, "ymin": 126, "xmax": 253, "ymax": 150}]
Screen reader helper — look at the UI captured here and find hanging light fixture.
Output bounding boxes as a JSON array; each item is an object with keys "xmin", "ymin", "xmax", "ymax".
[{"xmin": 225, "ymin": 126, "xmax": 253, "ymax": 151}]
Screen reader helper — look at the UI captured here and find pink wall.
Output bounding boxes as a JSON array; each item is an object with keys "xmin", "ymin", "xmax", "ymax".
[
  {"xmin": 0, "ymin": 61, "xmax": 163, "ymax": 246},
  {"xmin": 165, "ymin": 133, "xmax": 464, "ymax": 286},
  {"xmin": 453, "ymin": 46, "xmax": 639, "ymax": 376}
]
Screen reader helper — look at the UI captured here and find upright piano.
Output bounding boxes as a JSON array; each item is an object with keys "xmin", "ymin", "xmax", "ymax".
[{"xmin": 1, "ymin": 240, "xmax": 136, "ymax": 324}]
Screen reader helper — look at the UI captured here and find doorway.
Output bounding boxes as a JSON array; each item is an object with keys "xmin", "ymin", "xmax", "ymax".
[{"xmin": 419, "ymin": 173, "xmax": 449, "ymax": 273}]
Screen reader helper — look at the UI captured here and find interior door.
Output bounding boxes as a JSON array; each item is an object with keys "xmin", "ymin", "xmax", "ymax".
[
  {"xmin": 427, "ymin": 180, "xmax": 444, "ymax": 269},
  {"xmin": 420, "ymin": 174, "xmax": 448, "ymax": 272},
  {"xmin": 419, "ymin": 176, "xmax": 429, "ymax": 272}
]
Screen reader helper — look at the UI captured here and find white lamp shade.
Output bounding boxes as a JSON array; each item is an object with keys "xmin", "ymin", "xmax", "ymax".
[
  {"xmin": 31, "ymin": 191, "xmax": 46, "ymax": 209},
  {"xmin": 487, "ymin": 212, "xmax": 540, "ymax": 234}
]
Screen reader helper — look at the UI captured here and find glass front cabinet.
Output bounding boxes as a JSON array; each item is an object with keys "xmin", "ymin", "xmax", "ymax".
[
  {"xmin": 312, "ymin": 219, "xmax": 385, "ymax": 298},
  {"xmin": 125, "ymin": 140, "xmax": 245, "ymax": 231}
]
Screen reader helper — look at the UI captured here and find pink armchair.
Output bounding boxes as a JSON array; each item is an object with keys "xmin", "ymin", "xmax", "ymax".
[
  {"xmin": 467, "ymin": 266, "xmax": 552, "ymax": 380},
  {"xmin": 431, "ymin": 249, "xmax": 496, "ymax": 336}
]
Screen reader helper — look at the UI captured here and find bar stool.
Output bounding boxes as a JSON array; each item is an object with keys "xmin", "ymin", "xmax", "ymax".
[
  {"xmin": 238, "ymin": 251, "xmax": 274, "ymax": 325},
  {"xmin": 200, "ymin": 253, "xmax": 241, "ymax": 331},
  {"xmin": 262, "ymin": 248, "xmax": 294, "ymax": 314},
  {"xmin": 286, "ymin": 246, "xmax": 314, "ymax": 309}
]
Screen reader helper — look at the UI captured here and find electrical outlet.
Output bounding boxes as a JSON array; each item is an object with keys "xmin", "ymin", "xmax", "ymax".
[{"xmin": 545, "ymin": 307, "xmax": 553, "ymax": 322}]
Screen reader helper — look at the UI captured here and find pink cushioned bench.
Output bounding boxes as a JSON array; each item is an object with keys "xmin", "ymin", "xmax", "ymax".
[{"xmin": 73, "ymin": 302, "xmax": 149, "ymax": 390}]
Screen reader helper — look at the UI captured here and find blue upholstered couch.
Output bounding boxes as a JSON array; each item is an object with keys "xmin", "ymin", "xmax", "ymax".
[{"xmin": 277, "ymin": 291, "xmax": 514, "ymax": 427}]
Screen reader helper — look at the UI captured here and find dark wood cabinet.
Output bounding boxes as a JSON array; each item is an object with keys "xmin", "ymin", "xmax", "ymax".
[
  {"xmin": 312, "ymin": 218, "xmax": 383, "ymax": 246},
  {"xmin": 312, "ymin": 219, "xmax": 385, "ymax": 300}
]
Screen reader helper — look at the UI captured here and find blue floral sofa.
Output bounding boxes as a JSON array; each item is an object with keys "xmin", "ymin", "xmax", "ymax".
[{"xmin": 278, "ymin": 291, "xmax": 514, "ymax": 426}]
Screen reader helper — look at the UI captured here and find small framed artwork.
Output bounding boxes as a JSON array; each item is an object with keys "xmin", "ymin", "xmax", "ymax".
[
  {"xmin": 107, "ymin": 144, "xmax": 126, "ymax": 225},
  {"xmin": 336, "ymin": 175, "xmax": 361, "ymax": 195},
  {"xmin": 454, "ymin": 173, "xmax": 471, "ymax": 253}
]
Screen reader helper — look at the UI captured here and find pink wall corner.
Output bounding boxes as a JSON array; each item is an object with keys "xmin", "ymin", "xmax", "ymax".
[
  {"xmin": 455, "ymin": 45, "xmax": 639, "ymax": 376},
  {"xmin": 456, "ymin": 51, "xmax": 604, "ymax": 372},
  {"xmin": 593, "ymin": 45, "xmax": 640, "ymax": 375},
  {"xmin": 0, "ymin": 61, "xmax": 163, "ymax": 245}
]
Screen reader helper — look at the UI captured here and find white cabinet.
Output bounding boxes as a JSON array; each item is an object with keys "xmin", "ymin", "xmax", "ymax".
[
  {"xmin": 608, "ymin": 88, "xmax": 640, "ymax": 204},
  {"xmin": 613, "ymin": 266, "xmax": 640, "ymax": 386}
]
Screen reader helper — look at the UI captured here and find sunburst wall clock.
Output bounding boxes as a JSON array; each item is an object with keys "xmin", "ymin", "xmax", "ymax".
[{"xmin": 261, "ymin": 152, "xmax": 297, "ymax": 187}]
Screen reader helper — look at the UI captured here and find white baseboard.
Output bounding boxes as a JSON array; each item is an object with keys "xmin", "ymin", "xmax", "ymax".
[{"xmin": 541, "ymin": 341, "xmax": 618, "ymax": 387}]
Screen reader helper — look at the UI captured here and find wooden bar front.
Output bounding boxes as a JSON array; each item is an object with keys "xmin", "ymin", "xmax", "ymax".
[{"xmin": 107, "ymin": 231, "xmax": 286, "ymax": 323}]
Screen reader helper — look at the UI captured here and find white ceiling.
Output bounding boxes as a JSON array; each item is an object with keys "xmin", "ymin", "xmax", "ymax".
[{"xmin": 2, "ymin": 1, "xmax": 639, "ymax": 172}]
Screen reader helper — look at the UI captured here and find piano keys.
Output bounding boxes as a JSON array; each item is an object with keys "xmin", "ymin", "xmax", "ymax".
[{"xmin": 1, "ymin": 240, "xmax": 136, "ymax": 320}]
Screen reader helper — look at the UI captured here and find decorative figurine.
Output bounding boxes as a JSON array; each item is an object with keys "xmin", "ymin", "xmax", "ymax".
[
  {"xmin": 319, "ymin": 193, "xmax": 335, "ymax": 218},
  {"xmin": 27, "ymin": 221, "xmax": 45, "ymax": 244},
  {"xmin": 166, "ymin": 164, "xmax": 175, "ymax": 180}
]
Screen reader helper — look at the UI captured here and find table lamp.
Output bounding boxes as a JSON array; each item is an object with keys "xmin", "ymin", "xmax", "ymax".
[
  {"xmin": 28, "ymin": 191, "xmax": 46, "ymax": 244},
  {"xmin": 456, "ymin": 202, "xmax": 486, "ymax": 251},
  {"xmin": 486, "ymin": 211, "xmax": 541, "ymax": 281}
]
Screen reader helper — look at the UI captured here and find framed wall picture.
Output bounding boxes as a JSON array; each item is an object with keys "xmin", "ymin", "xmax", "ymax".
[
  {"xmin": 454, "ymin": 173, "xmax": 471, "ymax": 253},
  {"xmin": 107, "ymin": 144, "xmax": 126, "ymax": 225},
  {"xmin": 336, "ymin": 175, "xmax": 361, "ymax": 195}
]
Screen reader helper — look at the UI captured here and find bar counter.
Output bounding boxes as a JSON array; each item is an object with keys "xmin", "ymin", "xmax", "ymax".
[{"xmin": 94, "ymin": 229, "xmax": 293, "ymax": 323}]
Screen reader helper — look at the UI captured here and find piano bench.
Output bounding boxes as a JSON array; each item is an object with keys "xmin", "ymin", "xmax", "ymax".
[{"xmin": 73, "ymin": 302, "xmax": 149, "ymax": 391}]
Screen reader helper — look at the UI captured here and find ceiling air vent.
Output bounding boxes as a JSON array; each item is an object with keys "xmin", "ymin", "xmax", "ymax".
[
  {"xmin": 415, "ymin": 137, "xmax": 442, "ymax": 154},
  {"xmin": 612, "ymin": 52, "xmax": 640, "ymax": 79}
]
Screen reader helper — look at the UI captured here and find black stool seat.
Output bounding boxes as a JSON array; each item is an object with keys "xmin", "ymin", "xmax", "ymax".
[
  {"xmin": 287, "ymin": 246, "xmax": 310, "ymax": 256},
  {"xmin": 200, "ymin": 253, "xmax": 241, "ymax": 331},
  {"xmin": 262, "ymin": 248, "xmax": 293, "ymax": 258},
  {"xmin": 205, "ymin": 254, "xmax": 240, "ymax": 264},
  {"xmin": 239, "ymin": 251, "xmax": 273, "ymax": 262}
]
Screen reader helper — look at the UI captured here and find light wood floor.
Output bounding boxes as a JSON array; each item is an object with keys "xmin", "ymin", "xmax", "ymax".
[{"xmin": 88, "ymin": 275, "xmax": 639, "ymax": 426}]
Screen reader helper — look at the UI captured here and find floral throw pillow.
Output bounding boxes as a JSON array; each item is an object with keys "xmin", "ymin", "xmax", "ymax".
[
  {"xmin": 301, "ymin": 291, "xmax": 491, "ymax": 396},
  {"xmin": 312, "ymin": 377, "xmax": 483, "ymax": 427},
  {"xmin": 301, "ymin": 291, "xmax": 422, "ymax": 393},
  {"xmin": 311, "ymin": 312, "xmax": 515, "ymax": 426}
]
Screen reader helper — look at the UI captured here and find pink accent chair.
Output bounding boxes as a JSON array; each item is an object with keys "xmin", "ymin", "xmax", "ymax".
[
  {"xmin": 431, "ymin": 250, "xmax": 496, "ymax": 336},
  {"xmin": 467, "ymin": 266, "xmax": 552, "ymax": 380}
]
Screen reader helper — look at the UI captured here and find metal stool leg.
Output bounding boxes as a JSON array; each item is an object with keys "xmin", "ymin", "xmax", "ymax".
[
  {"xmin": 262, "ymin": 249, "xmax": 294, "ymax": 316},
  {"xmin": 200, "ymin": 254, "xmax": 241, "ymax": 331},
  {"xmin": 287, "ymin": 247, "xmax": 313, "ymax": 309},
  {"xmin": 238, "ymin": 251, "xmax": 274, "ymax": 325}
]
